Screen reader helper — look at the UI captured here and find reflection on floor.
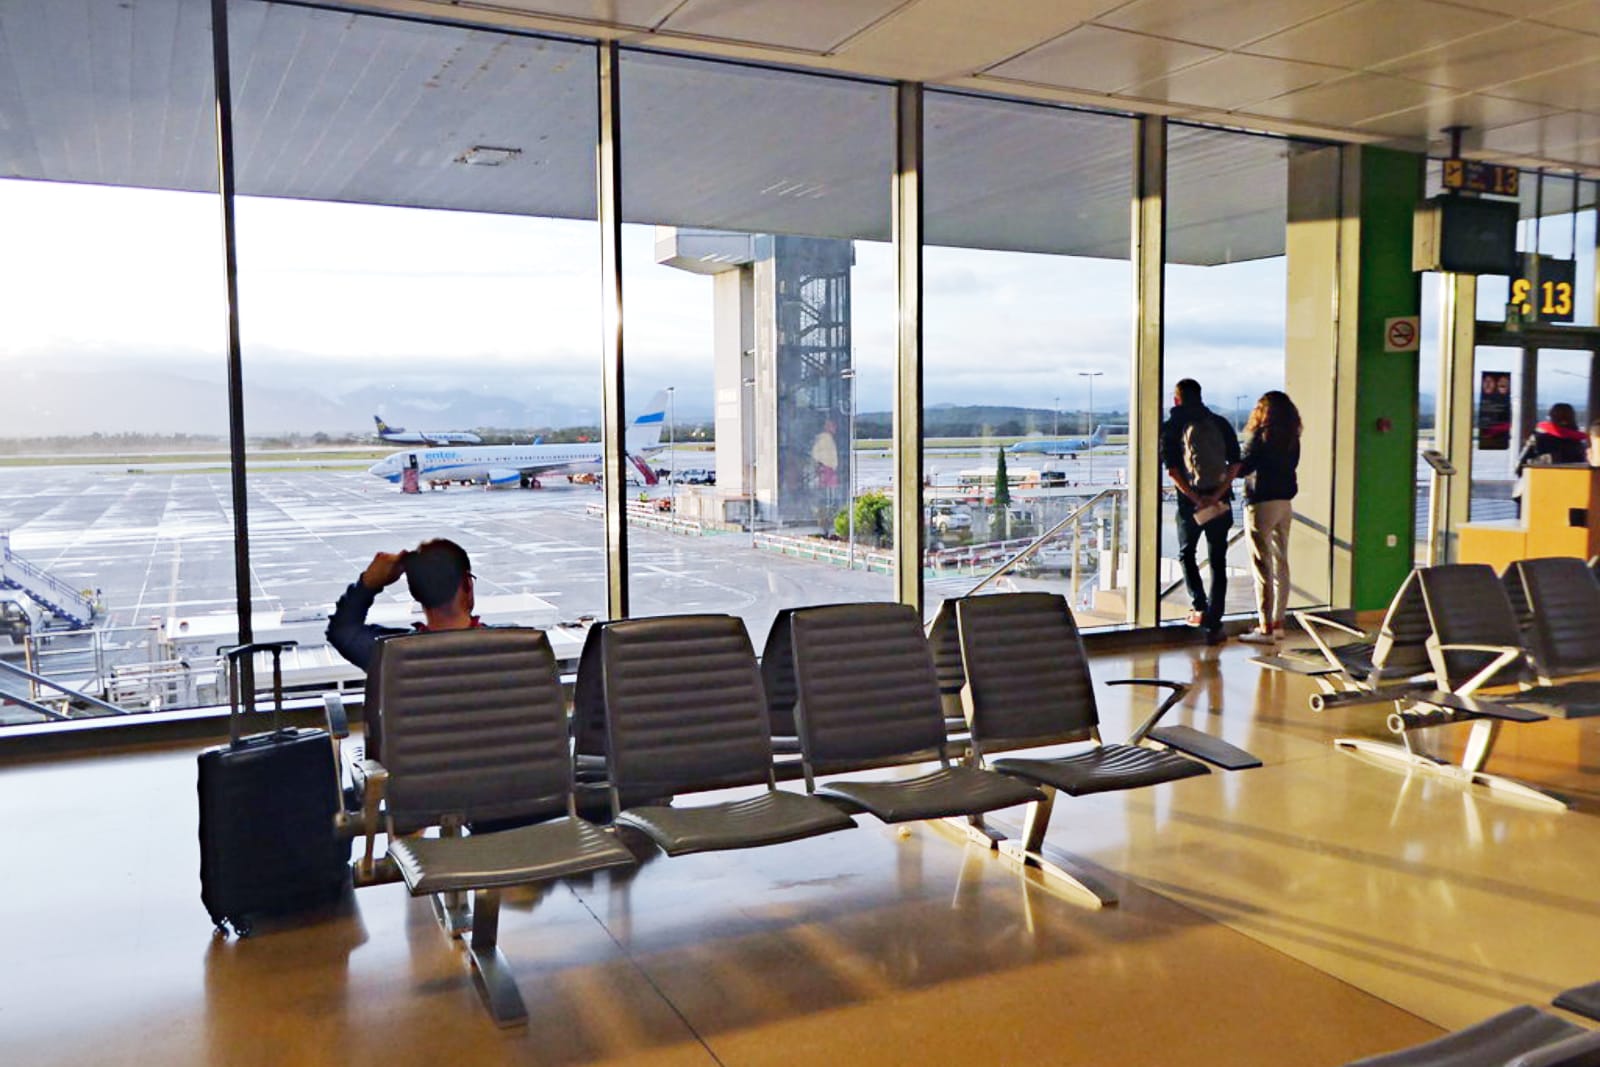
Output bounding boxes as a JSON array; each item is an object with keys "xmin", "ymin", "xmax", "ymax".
[{"xmin": 4, "ymin": 636, "xmax": 1598, "ymax": 1066}]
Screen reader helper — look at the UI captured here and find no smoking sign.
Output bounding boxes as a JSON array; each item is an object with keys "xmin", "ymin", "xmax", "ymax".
[{"xmin": 1384, "ymin": 316, "xmax": 1419, "ymax": 353}]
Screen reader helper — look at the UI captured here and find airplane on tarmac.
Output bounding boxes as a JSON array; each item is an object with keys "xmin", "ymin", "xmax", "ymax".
[
  {"xmin": 1007, "ymin": 425, "xmax": 1109, "ymax": 457},
  {"xmin": 369, "ymin": 392, "xmax": 668, "ymax": 489},
  {"xmin": 372, "ymin": 416, "xmax": 482, "ymax": 446}
]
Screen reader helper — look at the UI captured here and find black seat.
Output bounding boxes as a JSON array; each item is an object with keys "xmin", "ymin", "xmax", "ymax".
[
  {"xmin": 1282, "ymin": 569, "xmax": 1434, "ymax": 711},
  {"xmin": 757, "ymin": 608, "xmax": 808, "ymax": 757},
  {"xmin": 596, "ymin": 615, "xmax": 856, "ymax": 855},
  {"xmin": 953, "ymin": 592, "xmax": 1218, "ymax": 906},
  {"xmin": 355, "ymin": 628, "xmax": 636, "ymax": 1026},
  {"xmin": 1342, "ymin": 1005, "xmax": 1590, "ymax": 1066},
  {"xmin": 785, "ymin": 602, "xmax": 1043, "ymax": 823},
  {"xmin": 1506, "ymin": 557, "xmax": 1600, "ymax": 692}
]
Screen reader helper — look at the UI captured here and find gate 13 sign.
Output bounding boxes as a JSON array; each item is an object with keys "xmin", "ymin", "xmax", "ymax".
[{"xmin": 1510, "ymin": 254, "xmax": 1576, "ymax": 324}]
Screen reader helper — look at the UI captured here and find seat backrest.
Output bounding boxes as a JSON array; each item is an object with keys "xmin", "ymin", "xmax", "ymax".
[
  {"xmin": 954, "ymin": 592, "xmax": 1098, "ymax": 752},
  {"xmin": 1509, "ymin": 557, "xmax": 1600, "ymax": 677},
  {"xmin": 599, "ymin": 615, "xmax": 773, "ymax": 796},
  {"xmin": 1417, "ymin": 564, "xmax": 1531, "ymax": 691},
  {"xmin": 571, "ymin": 623, "xmax": 610, "ymax": 758},
  {"xmin": 925, "ymin": 599, "xmax": 968, "ymax": 695},
  {"xmin": 1369, "ymin": 569, "xmax": 1432, "ymax": 677},
  {"xmin": 789, "ymin": 602, "xmax": 947, "ymax": 774},
  {"xmin": 374, "ymin": 628, "xmax": 571, "ymax": 831},
  {"xmin": 758, "ymin": 609, "xmax": 801, "ymax": 739}
]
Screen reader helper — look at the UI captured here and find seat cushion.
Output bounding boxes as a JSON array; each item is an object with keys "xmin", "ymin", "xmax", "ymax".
[
  {"xmin": 389, "ymin": 816, "xmax": 636, "ymax": 896},
  {"xmin": 816, "ymin": 765, "xmax": 1044, "ymax": 823},
  {"xmin": 992, "ymin": 743, "xmax": 1209, "ymax": 797},
  {"xmin": 1342, "ymin": 1005, "xmax": 1582, "ymax": 1067},
  {"xmin": 1507, "ymin": 680, "xmax": 1600, "ymax": 720},
  {"xmin": 615, "ymin": 789, "xmax": 855, "ymax": 856}
]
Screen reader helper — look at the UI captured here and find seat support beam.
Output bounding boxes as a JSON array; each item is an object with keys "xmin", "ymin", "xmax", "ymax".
[{"xmin": 465, "ymin": 890, "xmax": 528, "ymax": 1028}]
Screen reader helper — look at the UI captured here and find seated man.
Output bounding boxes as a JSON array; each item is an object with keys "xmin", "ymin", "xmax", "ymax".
[{"xmin": 327, "ymin": 538, "xmax": 481, "ymax": 672}]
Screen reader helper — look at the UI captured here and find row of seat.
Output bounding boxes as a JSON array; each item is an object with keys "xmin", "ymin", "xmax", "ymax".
[
  {"xmin": 328, "ymin": 592, "xmax": 1259, "ymax": 1025},
  {"xmin": 1263, "ymin": 557, "xmax": 1600, "ymax": 809}
]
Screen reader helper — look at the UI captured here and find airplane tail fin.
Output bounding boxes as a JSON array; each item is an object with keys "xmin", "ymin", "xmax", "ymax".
[
  {"xmin": 625, "ymin": 391, "xmax": 669, "ymax": 453},
  {"xmin": 1091, "ymin": 425, "xmax": 1108, "ymax": 445},
  {"xmin": 373, "ymin": 415, "xmax": 391, "ymax": 434}
]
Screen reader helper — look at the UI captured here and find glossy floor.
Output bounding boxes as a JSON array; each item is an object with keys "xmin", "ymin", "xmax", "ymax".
[{"xmin": 4, "ymin": 637, "xmax": 1597, "ymax": 1066}]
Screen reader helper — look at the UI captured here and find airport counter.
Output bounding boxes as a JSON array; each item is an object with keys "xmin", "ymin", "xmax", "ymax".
[{"xmin": 1458, "ymin": 464, "xmax": 1600, "ymax": 572}]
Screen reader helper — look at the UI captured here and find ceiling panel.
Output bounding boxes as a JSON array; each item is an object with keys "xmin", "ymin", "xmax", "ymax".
[
  {"xmin": 659, "ymin": 0, "xmax": 906, "ymax": 54},
  {"xmin": 1124, "ymin": 53, "xmax": 1340, "ymax": 111},
  {"xmin": 0, "ymin": 0, "xmax": 218, "ymax": 191},
  {"xmin": 987, "ymin": 25, "xmax": 1220, "ymax": 93},
  {"xmin": 1352, "ymin": 91, "xmax": 1556, "ymax": 140},
  {"xmin": 1493, "ymin": 58, "xmax": 1600, "ymax": 111},
  {"xmin": 1167, "ymin": 125, "xmax": 1295, "ymax": 264},
  {"xmin": 923, "ymin": 91, "xmax": 1134, "ymax": 258},
  {"xmin": 465, "ymin": 0, "xmax": 681, "ymax": 28},
  {"xmin": 1245, "ymin": 0, "xmax": 1509, "ymax": 69},
  {"xmin": 227, "ymin": 3, "xmax": 599, "ymax": 218},
  {"xmin": 1247, "ymin": 72, "xmax": 1444, "ymax": 126},
  {"xmin": 618, "ymin": 50, "xmax": 894, "ymax": 239},
  {"xmin": 1094, "ymin": 0, "xmax": 1359, "ymax": 50},
  {"xmin": 1375, "ymin": 22, "xmax": 1596, "ymax": 92},
  {"xmin": 838, "ymin": 0, "xmax": 1116, "ymax": 82},
  {"xmin": 1478, "ymin": 111, "xmax": 1600, "ymax": 156}
]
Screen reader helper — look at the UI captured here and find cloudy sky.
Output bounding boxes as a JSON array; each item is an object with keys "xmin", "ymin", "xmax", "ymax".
[{"xmin": 1, "ymin": 176, "xmax": 1320, "ymax": 436}]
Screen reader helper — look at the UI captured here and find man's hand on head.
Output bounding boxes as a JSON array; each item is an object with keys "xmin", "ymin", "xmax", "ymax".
[{"xmin": 360, "ymin": 551, "xmax": 408, "ymax": 592}]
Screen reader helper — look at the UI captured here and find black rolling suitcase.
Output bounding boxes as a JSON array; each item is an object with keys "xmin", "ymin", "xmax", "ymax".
[{"xmin": 198, "ymin": 641, "xmax": 348, "ymax": 936}]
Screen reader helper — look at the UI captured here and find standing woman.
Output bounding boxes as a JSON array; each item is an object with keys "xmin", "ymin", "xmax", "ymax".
[{"xmin": 1237, "ymin": 391, "xmax": 1301, "ymax": 644}]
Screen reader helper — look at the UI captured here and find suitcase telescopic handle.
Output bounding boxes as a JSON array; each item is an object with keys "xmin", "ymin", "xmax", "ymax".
[{"xmin": 218, "ymin": 642, "xmax": 299, "ymax": 745}]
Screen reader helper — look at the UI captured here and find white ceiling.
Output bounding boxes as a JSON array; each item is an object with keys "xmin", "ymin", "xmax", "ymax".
[{"xmin": 380, "ymin": 0, "xmax": 1600, "ymax": 175}]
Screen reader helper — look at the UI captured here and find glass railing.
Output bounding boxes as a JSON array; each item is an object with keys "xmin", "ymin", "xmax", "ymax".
[{"xmin": 924, "ymin": 487, "xmax": 1131, "ymax": 627}]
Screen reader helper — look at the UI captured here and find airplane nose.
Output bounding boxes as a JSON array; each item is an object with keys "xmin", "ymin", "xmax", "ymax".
[{"xmin": 368, "ymin": 460, "xmax": 393, "ymax": 479}]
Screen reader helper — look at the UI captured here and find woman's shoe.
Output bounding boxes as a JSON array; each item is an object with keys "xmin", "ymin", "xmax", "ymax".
[{"xmin": 1238, "ymin": 629, "xmax": 1277, "ymax": 645}]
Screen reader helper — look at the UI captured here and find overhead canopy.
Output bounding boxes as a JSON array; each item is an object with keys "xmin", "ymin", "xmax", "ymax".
[{"xmin": 0, "ymin": 0, "xmax": 1573, "ymax": 268}]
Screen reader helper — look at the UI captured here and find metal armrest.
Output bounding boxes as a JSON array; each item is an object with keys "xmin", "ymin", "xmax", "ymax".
[
  {"xmin": 1107, "ymin": 678, "xmax": 1190, "ymax": 745},
  {"xmin": 353, "ymin": 758, "xmax": 389, "ymax": 882},
  {"xmin": 324, "ymin": 692, "xmax": 349, "ymax": 739},
  {"xmin": 1293, "ymin": 610, "xmax": 1367, "ymax": 675},
  {"xmin": 1435, "ymin": 642, "xmax": 1527, "ymax": 697}
]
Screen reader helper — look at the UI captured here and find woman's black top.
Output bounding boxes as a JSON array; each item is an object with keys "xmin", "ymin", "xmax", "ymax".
[{"xmin": 1237, "ymin": 431, "xmax": 1299, "ymax": 505}]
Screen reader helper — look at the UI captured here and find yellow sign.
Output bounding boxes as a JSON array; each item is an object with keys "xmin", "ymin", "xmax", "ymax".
[
  {"xmin": 1443, "ymin": 158, "xmax": 1519, "ymax": 197},
  {"xmin": 1510, "ymin": 254, "xmax": 1576, "ymax": 324}
]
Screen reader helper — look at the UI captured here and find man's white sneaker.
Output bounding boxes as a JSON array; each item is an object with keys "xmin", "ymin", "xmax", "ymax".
[{"xmin": 1238, "ymin": 630, "xmax": 1277, "ymax": 645}]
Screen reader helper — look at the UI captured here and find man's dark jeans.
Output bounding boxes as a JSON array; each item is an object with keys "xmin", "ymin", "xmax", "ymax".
[{"xmin": 1177, "ymin": 501, "xmax": 1232, "ymax": 633}]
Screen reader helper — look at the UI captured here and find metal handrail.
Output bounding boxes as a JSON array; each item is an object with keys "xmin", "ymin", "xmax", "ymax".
[
  {"xmin": 961, "ymin": 487, "xmax": 1124, "ymax": 598},
  {"xmin": 0, "ymin": 658, "xmax": 130, "ymax": 716}
]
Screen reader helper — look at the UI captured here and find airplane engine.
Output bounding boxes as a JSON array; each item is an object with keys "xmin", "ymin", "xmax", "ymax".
[{"xmin": 486, "ymin": 468, "xmax": 521, "ymax": 487}]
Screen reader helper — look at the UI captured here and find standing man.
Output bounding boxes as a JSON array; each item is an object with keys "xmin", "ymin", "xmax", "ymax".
[
  {"xmin": 1160, "ymin": 379, "xmax": 1241, "ymax": 645},
  {"xmin": 327, "ymin": 538, "xmax": 481, "ymax": 673}
]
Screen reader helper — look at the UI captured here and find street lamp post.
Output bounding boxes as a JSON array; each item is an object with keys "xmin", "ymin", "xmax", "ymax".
[
  {"xmin": 1235, "ymin": 393, "xmax": 1249, "ymax": 432},
  {"xmin": 666, "ymin": 386, "xmax": 676, "ymax": 516},
  {"xmin": 842, "ymin": 368, "xmax": 857, "ymax": 569},
  {"xmin": 1053, "ymin": 395, "xmax": 1060, "ymax": 437},
  {"xmin": 1078, "ymin": 371, "xmax": 1103, "ymax": 486},
  {"xmin": 742, "ymin": 375, "xmax": 756, "ymax": 547}
]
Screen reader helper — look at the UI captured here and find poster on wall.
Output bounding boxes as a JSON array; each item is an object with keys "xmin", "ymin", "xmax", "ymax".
[{"xmin": 1478, "ymin": 371, "xmax": 1512, "ymax": 451}]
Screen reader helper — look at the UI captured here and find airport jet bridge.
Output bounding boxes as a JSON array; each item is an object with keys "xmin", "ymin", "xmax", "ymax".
[{"xmin": 0, "ymin": 532, "xmax": 97, "ymax": 629}]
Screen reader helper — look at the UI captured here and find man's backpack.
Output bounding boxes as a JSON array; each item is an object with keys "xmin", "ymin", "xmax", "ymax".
[{"xmin": 1182, "ymin": 414, "xmax": 1229, "ymax": 493}]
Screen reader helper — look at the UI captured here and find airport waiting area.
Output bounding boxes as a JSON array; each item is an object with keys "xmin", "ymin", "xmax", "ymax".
[{"xmin": 6, "ymin": 0, "xmax": 1600, "ymax": 1064}]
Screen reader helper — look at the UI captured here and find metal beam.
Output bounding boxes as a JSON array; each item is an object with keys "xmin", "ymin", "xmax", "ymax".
[
  {"xmin": 597, "ymin": 41, "xmax": 629, "ymax": 619},
  {"xmin": 210, "ymin": 0, "xmax": 253, "ymax": 649},
  {"xmin": 1434, "ymin": 272, "xmax": 1478, "ymax": 563},
  {"xmin": 1129, "ymin": 116, "xmax": 1166, "ymax": 628},
  {"xmin": 893, "ymin": 82, "xmax": 924, "ymax": 613}
]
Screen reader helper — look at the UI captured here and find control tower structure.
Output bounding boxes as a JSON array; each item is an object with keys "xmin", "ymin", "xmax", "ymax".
[{"xmin": 656, "ymin": 229, "xmax": 853, "ymax": 528}]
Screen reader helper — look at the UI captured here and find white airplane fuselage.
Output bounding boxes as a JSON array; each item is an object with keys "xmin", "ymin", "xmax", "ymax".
[{"xmin": 371, "ymin": 443, "xmax": 609, "ymax": 486}]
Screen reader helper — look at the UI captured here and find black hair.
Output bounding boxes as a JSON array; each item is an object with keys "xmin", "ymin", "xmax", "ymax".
[
  {"xmin": 404, "ymin": 539, "xmax": 471, "ymax": 609},
  {"xmin": 1175, "ymin": 378, "xmax": 1203, "ymax": 405}
]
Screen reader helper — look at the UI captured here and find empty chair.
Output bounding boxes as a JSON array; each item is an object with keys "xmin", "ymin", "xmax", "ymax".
[
  {"xmin": 953, "ymin": 592, "xmax": 1218, "ymax": 906},
  {"xmin": 595, "ymin": 614, "xmax": 856, "ymax": 855},
  {"xmin": 757, "ymin": 607, "xmax": 809, "ymax": 758},
  {"xmin": 1342, "ymin": 1005, "xmax": 1591, "ymax": 1067},
  {"xmin": 1346, "ymin": 565, "xmax": 1560, "ymax": 809},
  {"xmin": 784, "ymin": 601, "xmax": 1043, "ymax": 823},
  {"xmin": 1272, "ymin": 569, "xmax": 1434, "ymax": 711},
  {"xmin": 1505, "ymin": 557, "xmax": 1600, "ymax": 686},
  {"xmin": 349, "ymin": 628, "xmax": 637, "ymax": 1026}
]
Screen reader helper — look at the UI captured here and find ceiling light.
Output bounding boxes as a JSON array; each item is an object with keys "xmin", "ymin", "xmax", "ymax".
[{"xmin": 455, "ymin": 145, "xmax": 522, "ymax": 167}]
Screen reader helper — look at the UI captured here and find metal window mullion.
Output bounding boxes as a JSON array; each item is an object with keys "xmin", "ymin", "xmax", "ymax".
[
  {"xmin": 597, "ymin": 41, "xmax": 628, "ymax": 619},
  {"xmin": 1129, "ymin": 116, "xmax": 1166, "ymax": 628},
  {"xmin": 892, "ymin": 82, "xmax": 924, "ymax": 613},
  {"xmin": 210, "ymin": 0, "xmax": 253, "ymax": 648},
  {"xmin": 1435, "ymin": 272, "xmax": 1477, "ymax": 562}
]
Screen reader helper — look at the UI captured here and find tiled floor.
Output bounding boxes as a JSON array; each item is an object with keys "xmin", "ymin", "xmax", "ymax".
[{"xmin": 3, "ymin": 636, "xmax": 1596, "ymax": 1066}]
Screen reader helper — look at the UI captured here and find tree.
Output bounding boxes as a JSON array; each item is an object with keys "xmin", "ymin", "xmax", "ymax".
[
  {"xmin": 835, "ymin": 490, "xmax": 893, "ymax": 547},
  {"xmin": 994, "ymin": 448, "xmax": 1011, "ymax": 539}
]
